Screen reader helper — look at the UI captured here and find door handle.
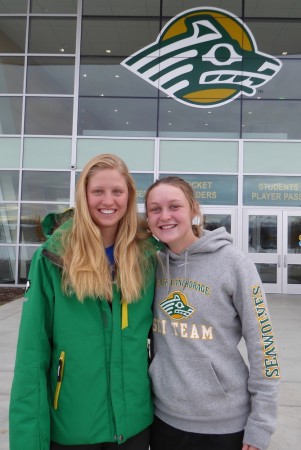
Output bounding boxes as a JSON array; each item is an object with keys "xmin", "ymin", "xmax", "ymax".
[
  {"xmin": 278, "ymin": 255, "xmax": 281, "ymax": 267},
  {"xmin": 284, "ymin": 255, "xmax": 287, "ymax": 268}
]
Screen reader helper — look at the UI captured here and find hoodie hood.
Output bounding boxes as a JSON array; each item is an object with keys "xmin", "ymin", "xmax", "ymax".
[
  {"xmin": 158, "ymin": 226, "xmax": 233, "ymax": 295},
  {"xmin": 164, "ymin": 226, "xmax": 233, "ymax": 259}
]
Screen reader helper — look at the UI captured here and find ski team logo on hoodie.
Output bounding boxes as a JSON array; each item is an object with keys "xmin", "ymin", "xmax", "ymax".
[
  {"xmin": 160, "ymin": 291, "xmax": 194, "ymax": 320},
  {"xmin": 121, "ymin": 7, "xmax": 282, "ymax": 108}
]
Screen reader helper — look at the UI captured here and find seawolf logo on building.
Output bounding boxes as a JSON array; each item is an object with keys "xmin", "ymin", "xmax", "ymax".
[
  {"xmin": 160, "ymin": 291, "xmax": 194, "ymax": 320},
  {"xmin": 121, "ymin": 7, "xmax": 282, "ymax": 108}
]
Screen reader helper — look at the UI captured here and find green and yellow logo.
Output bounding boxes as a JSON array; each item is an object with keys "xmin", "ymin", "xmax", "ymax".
[
  {"xmin": 121, "ymin": 7, "xmax": 282, "ymax": 108},
  {"xmin": 160, "ymin": 291, "xmax": 194, "ymax": 320}
]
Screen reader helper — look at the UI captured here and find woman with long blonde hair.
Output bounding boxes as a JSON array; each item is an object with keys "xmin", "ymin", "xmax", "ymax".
[{"xmin": 10, "ymin": 154, "xmax": 158, "ymax": 450}]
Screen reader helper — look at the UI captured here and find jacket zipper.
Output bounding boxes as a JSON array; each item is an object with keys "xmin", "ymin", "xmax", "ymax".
[{"xmin": 53, "ymin": 351, "xmax": 65, "ymax": 410}]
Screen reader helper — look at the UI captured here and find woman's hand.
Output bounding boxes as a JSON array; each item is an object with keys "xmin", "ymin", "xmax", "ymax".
[{"xmin": 242, "ymin": 445, "xmax": 259, "ymax": 450}]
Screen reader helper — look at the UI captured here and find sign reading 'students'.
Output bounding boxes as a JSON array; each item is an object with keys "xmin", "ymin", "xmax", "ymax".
[{"xmin": 121, "ymin": 7, "xmax": 282, "ymax": 108}]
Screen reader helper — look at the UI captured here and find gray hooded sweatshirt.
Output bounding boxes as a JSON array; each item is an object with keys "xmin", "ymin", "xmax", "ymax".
[{"xmin": 149, "ymin": 227, "xmax": 280, "ymax": 450}]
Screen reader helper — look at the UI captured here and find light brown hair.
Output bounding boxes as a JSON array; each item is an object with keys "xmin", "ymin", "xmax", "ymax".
[{"xmin": 145, "ymin": 176, "xmax": 203, "ymax": 237}]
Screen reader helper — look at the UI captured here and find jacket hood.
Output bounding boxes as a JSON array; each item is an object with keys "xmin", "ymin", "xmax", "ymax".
[
  {"xmin": 41, "ymin": 208, "xmax": 74, "ymax": 239},
  {"xmin": 160, "ymin": 226, "xmax": 233, "ymax": 262}
]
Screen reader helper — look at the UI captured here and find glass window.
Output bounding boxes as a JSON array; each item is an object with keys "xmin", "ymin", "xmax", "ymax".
[
  {"xmin": 0, "ymin": 18, "xmax": 26, "ymax": 53},
  {"xmin": 80, "ymin": 57, "xmax": 158, "ymax": 97},
  {"xmin": 159, "ymin": 140, "xmax": 238, "ymax": 172},
  {"xmin": 255, "ymin": 58, "xmax": 301, "ymax": 100},
  {"xmin": 21, "ymin": 171, "xmax": 70, "ymax": 202},
  {"xmin": 132, "ymin": 173, "xmax": 154, "ymax": 204},
  {"xmin": 18, "ymin": 246, "xmax": 37, "ymax": 283},
  {"xmin": 81, "ymin": 18, "xmax": 160, "ymax": 57},
  {"xmin": 287, "ymin": 216, "xmax": 301, "ymax": 254},
  {"xmin": 162, "ymin": 0, "xmax": 242, "ymax": 17},
  {"xmin": 287, "ymin": 265, "xmax": 301, "ymax": 284},
  {"xmin": 20, "ymin": 203, "xmax": 68, "ymax": 243},
  {"xmin": 77, "ymin": 138, "xmax": 155, "ymax": 170},
  {"xmin": 245, "ymin": 0, "xmax": 301, "ymax": 18},
  {"xmin": 28, "ymin": 18, "xmax": 76, "ymax": 54},
  {"xmin": 248, "ymin": 215, "xmax": 277, "ymax": 253},
  {"xmin": 78, "ymin": 97, "xmax": 158, "ymax": 137},
  {"xmin": 23, "ymin": 138, "xmax": 72, "ymax": 169},
  {"xmin": 0, "ymin": 203, "xmax": 18, "ymax": 243},
  {"xmin": 203, "ymin": 214, "xmax": 231, "ymax": 233},
  {"xmin": 0, "ymin": 245, "xmax": 16, "ymax": 283},
  {"xmin": 0, "ymin": 0, "xmax": 27, "ymax": 14},
  {"xmin": 0, "ymin": 138, "xmax": 21, "ymax": 168},
  {"xmin": 27, "ymin": 57, "xmax": 75, "ymax": 95},
  {"xmin": 255, "ymin": 263, "xmax": 277, "ymax": 284},
  {"xmin": 0, "ymin": 171, "xmax": 19, "ymax": 201},
  {"xmin": 245, "ymin": 20, "xmax": 301, "ymax": 57},
  {"xmin": 244, "ymin": 176, "xmax": 301, "ymax": 207},
  {"xmin": 83, "ymin": 0, "xmax": 160, "ymax": 16},
  {"xmin": 244, "ymin": 142, "xmax": 301, "ymax": 174},
  {"xmin": 159, "ymin": 98, "xmax": 241, "ymax": 138},
  {"xmin": 30, "ymin": 0, "xmax": 77, "ymax": 14},
  {"xmin": 242, "ymin": 100, "xmax": 301, "ymax": 140},
  {"xmin": 0, "ymin": 97, "xmax": 22, "ymax": 134},
  {"xmin": 0, "ymin": 57, "xmax": 24, "ymax": 94},
  {"xmin": 160, "ymin": 174, "xmax": 238, "ymax": 206},
  {"xmin": 24, "ymin": 97, "xmax": 73, "ymax": 135}
]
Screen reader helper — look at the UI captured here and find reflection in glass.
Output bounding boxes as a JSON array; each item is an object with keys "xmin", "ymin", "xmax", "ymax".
[
  {"xmin": 24, "ymin": 97, "xmax": 73, "ymax": 135},
  {"xmin": 0, "ymin": 57, "xmax": 24, "ymax": 94},
  {"xmin": 162, "ymin": 0, "xmax": 242, "ymax": 17},
  {"xmin": 20, "ymin": 203, "xmax": 68, "ymax": 244},
  {"xmin": 0, "ymin": 18, "xmax": 26, "ymax": 53},
  {"xmin": 287, "ymin": 216, "xmax": 301, "ymax": 254},
  {"xmin": 0, "ymin": 97, "xmax": 22, "ymax": 134},
  {"xmin": 83, "ymin": 0, "xmax": 160, "ymax": 16},
  {"xmin": 131, "ymin": 173, "xmax": 154, "ymax": 204},
  {"xmin": 0, "ymin": 0, "xmax": 27, "ymax": 14},
  {"xmin": 245, "ymin": 0, "xmax": 301, "ymax": 18},
  {"xmin": 242, "ymin": 100, "xmax": 301, "ymax": 140},
  {"xmin": 21, "ymin": 171, "xmax": 70, "ymax": 202},
  {"xmin": 81, "ymin": 18, "xmax": 160, "ymax": 56},
  {"xmin": 249, "ymin": 215, "xmax": 277, "ymax": 253},
  {"xmin": 0, "ymin": 171, "xmax": 19, "ymax": 201},
  {"xmin": 204, "ymin": 214, "xmax": 231, "ymax": 234},
  {"xmin": 287, "ymin": 265, "xmax": 301, "ymax": 284},
  {"xmin": 80, "ymin": 57, "xmax": 158, "ymax": 97},
  {"xmin": 27, "ymin": 57, "xmax": 75, "ymax": 95},
  {"xmin": 0, "ymin": 246, "xmax": 16, "ymax": 283},
  {"xmin": 78, "ymin": 97, "xmax": 158, "ymax": 137},
  {"xmin": 159, "ymin": 98, "xmax": 241, "ymax": 138},
  {"xmin": 255, "ymin": 263, "xmax": 277, "ymax": 283},
  {"xmin": 28, "ymin": 18, "xmax": 76, "ymax": 54},
  {"xmin": 30, "ymin": 0, "xmax": 77, "ymax": 14},
  {"xmin": 19, "ymin": 246, "xmax": 37, "ymax": 283},
  {"xmin": 0, "ymin": 203, "xmax": 18, "ymax": 243}
]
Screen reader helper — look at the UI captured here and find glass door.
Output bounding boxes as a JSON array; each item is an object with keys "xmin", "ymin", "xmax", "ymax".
[
  {"xmin": 243, "ymin": 209, "xmax": 301, "ymax": 294},
  {"xmin": 203, "ymin": 207, "xmax": 237, "ymax": 245},
  {"xmin": 243, "ymin": 209, "xmax": 282, "ymax": 293},
  {"xmin": 283, "ymin": 211, "xmax": 301, "ymax": 294}
]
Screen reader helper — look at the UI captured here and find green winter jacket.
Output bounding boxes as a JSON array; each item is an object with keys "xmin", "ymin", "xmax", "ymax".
[{"xmin": 9, "ymin": 212, "xmax": 157, "ymax": 449}]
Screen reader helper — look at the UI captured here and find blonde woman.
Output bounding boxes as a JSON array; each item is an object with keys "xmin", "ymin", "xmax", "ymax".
[{"xmin": 10, "ymin": 154, "xmax": 158, "ymax": 450}]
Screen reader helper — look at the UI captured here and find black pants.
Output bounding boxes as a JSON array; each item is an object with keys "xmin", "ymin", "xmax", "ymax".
[
  {"xmin": 150, "ymin": 416, "xmax": 244, "ymax": 450},
  {"xmin": 50, "ymin": 426, "xmax": 149, "ymax": 450}
]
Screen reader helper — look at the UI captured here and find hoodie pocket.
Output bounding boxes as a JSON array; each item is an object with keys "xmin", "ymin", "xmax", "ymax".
[
  {"xmin": 53, "ymin": 351, "xmax": 65, "ymax": 410},
  {"xmin": 149, "ymin": 352, "xmax": 230, "ymax": 418}
]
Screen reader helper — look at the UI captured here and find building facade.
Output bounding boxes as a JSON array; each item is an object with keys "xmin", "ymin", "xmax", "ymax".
[{"xmin": 1, "ymin": 0, "xmax": 301, "ymax": 294}]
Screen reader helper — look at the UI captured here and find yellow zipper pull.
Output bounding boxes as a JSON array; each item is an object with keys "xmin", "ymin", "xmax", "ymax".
[
  {"xmin": 53, "ymin": 351, "xmax": 65, "ymax": 410},
  {"xmin": 121, "ymin": 300, "xmax": 128, "ymax": 330}
]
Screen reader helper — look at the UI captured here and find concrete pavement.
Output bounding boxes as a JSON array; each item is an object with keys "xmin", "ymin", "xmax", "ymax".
[{"xmin": 1, "ymin": 294, "xmax": 301, "ymax": 449}]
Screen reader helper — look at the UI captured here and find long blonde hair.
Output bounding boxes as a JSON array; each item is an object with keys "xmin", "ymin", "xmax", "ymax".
[
  {"xmin": 60, "ymin": 153, "xmax": 153, "ymax": 302},
  {"xmin": 145, "ymin": 176, "xmax": 203, "ymax": 237}
]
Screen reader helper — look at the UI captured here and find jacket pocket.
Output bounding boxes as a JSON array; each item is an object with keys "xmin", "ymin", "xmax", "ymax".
[{"xmin": 53, "ymin": 351, "xmax": 65, "ymax": 410}]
